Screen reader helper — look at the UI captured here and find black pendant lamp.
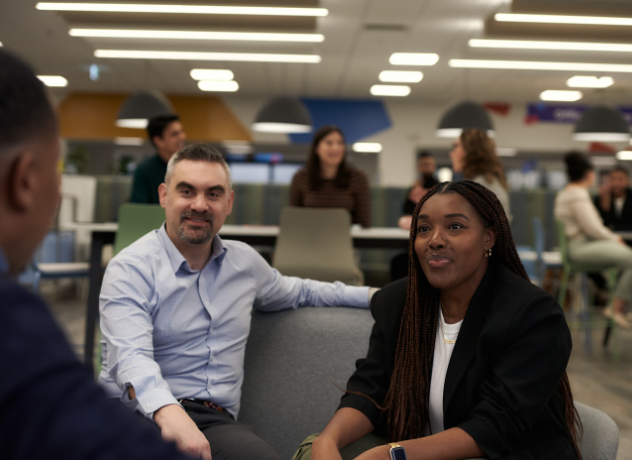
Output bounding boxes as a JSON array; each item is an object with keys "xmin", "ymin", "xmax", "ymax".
[
  {"xmin": 436, "ymin": 100, "xmax": 494, "ymax": 138},
  {"xmin": 573, "ymin": 105, "xmax": 630, "ymax": 142},
  {"xmin": 116, "ymin": 90, "xmax": 173, "ymax": 129},
  {"xmin": 252, "ymin": 96, "xmax": 312, "ymax": 133}
]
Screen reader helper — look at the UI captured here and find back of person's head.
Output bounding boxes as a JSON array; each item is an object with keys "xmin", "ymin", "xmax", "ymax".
[
  {"xmin": 165, "ymin": 142, "xmax": 231, "ymax": 189},
  {"xmin": 564, "ymin": 151, "xmax": 593, "ymax": 183},
  {"xmin": 0, "ymin": 49, "xmax": 60, "ymax": 273},
  {"xmin": 147, "ymin": 114, "xmax": 180, "ymax": 147},
  {"xmin": 307, "ymin": 124, "xmax": 351, "ymax": 190},
  {"xmin": 459, "ymin": 129, "xmax": 508, "ymax": 189},
  {"xmin": 0, "ymin": 50, "xmax": 57, "ymax": 162}
]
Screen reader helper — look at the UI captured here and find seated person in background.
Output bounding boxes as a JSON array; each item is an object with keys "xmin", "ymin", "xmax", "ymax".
[
  {"xmin": 555, "ymin": 152, "xmax": 632, "ymax": 330},
  {"xmin": 99, "ymin": 143, "xmax": 373, "ymax": 460},
  {"xmin": 399, "ymin": 151, "xmax": 440, "ymax": 230},
  {"xmin": 392, "ymin": 152, "xmax": 439, "ymax": 281},
  {"xmin": 130, "ymin": 114, "xmax": 186, "ymax": 204},
  {"xmin": 0, "ymin": 48, "xmax": 191, "ymax": 460},
  {"xmin": 595, "ymin": 165, "xmax": 632, "ymax": 231},
  {"xmin": 298, "ymin": 180, "xmax": 581, "ymax": 460},
  {"xmin": 450, "ymin": 128, "xmax": 512, "ymax": 222},
  {"xmin": 290, "ymin": 125, "xmax": 371, "ymax": 227}
]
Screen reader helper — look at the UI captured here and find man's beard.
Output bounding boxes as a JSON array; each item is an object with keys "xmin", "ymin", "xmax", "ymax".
[{"xmin": 178, "ymin": 211, "xmax": 214, "ymax": 245}]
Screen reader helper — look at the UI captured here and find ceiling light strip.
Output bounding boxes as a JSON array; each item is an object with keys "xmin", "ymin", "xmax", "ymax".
[
  {"xmin": 469, "ymin": 39, "xmax": 632, "ymax": 52},
  {"xmin": 37, "ymin": 3, "xmax": 328, "ymax": 16},
  {"xmin": 389, "ymin": 53, "xmax": 439, "ymax": 66},
  {"xmin": 567, "ymin": 76, "xmax": 614, "ymax": 88},
  {"xmin": 495, "ymin": 13, "xmax": 632, "ymax": 26},
  {"xmin": 539, "ymin": 90, "xmax": 583, "ymax": 102},
  {"xmin": 449, "ymin": 59, "xmax": 632, "ymax": 73},
  {"xmin": 38, "ymin": 75, "xmax": 68, "ymax": 87},
  {"xmin": 70, "ymin": 29, "xmax": 324, "ymax": 42},
  {"xmin": 95, "ymin": 50, "xmax": 321, "ymax": 63},
  {"xmin": 379, "ymin": 70, "xmax": 423, "ymax": 83},
  {"xmin": 370, "ymin": 85, "xmax": 411, "ymax": 97}
]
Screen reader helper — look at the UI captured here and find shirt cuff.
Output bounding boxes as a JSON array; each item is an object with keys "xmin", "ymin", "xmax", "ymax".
[
  {"xmin": 135, "ymin": 388, "xmax": 181, "ymax": 420},
  {"xmin": 342, "ymin": 286, "xmax": 371, "ymax": 308}
]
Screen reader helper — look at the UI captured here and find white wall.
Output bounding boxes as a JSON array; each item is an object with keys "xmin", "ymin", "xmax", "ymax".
[{"xmin": 223, "ymin": 96, "xmax": 629, "ymax": 187}]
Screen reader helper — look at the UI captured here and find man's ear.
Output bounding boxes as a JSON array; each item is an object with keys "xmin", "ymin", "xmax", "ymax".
[
  {"xmin": 7, "ymin": 151, "xmax": 37, "ymax": 212},
  {"xmin": 227, "ymin": 189, "xmax": 235, "ymax": 215},
  {"xmin": 158, "ymin": 182, "xmax": 168, "ymax": 209}
]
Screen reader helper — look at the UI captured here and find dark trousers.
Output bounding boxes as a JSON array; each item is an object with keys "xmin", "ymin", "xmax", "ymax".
[{"xmin": 139, "ymin": 401, "xmax": 281, "ymax": 460}]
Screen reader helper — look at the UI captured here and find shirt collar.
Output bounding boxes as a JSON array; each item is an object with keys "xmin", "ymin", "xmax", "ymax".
[
  {"xmin": 0, "ymin": 245, "xmax": 8, "ymax": 275},
  {"xmin": 156, "ymin": 223, "xmax": 227, "ymax": 274}
]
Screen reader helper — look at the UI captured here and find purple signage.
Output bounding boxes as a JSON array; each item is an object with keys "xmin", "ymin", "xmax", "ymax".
[{"xmin": 526, "ymin": 103, "xmax": 632, "ymax": 125}]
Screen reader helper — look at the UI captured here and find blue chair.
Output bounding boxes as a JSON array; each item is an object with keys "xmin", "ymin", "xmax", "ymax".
[{"xmin": 31, "ymin": 230, "xmax": 89, "ymax": 293}]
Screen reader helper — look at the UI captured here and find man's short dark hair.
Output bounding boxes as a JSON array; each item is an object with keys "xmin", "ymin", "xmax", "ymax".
[
  {"xmin": 0, "ymin": 49, "xmax": 57, "ymax": 156},
  {"xmin": 418, "ymin": 151, "xmax": 434, "ymax": 160},
  {"xmin": 612, "ymin": 165, "xmax": 630, "ymax": 177},
  {"xmin": 147, "ymin": 114, "xmax": 180, "ymax": 147},
  {"xmin": 165, "ymin": 143, "xmax": 231, "ymax": 188}
]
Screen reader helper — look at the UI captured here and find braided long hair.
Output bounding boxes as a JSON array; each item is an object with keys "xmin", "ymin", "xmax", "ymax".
[{"xmin": 383, "ymin": 180, "xmax": 582, "ymax": 457}]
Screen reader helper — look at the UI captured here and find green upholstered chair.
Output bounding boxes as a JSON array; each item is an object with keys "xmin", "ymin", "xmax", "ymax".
[
  {"xmin": 556, "ymin": 220, "xmax": 618, "ymax": 355},
  {"xmin": 95, "ymin": 203, "xmax": 165, "ymax": 375},
  {"xmin": 113, "ymin": 203, "xmax": 166, "ymax": 256}
]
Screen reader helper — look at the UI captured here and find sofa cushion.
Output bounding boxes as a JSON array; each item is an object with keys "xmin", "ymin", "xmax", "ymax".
[{"xmin": 240, "ymin": 307, "xmax": 374, "ymax": 460}]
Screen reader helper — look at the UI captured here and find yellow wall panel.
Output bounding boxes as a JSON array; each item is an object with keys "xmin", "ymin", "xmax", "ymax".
[{"xmin": 58, "ymin": 93, "xmax": 251, "ymax": 142}]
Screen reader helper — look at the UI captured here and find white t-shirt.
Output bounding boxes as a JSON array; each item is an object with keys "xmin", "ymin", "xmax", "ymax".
[{"xmin": 426, "ymin": 310, "xmax": 463, "ymax": 435}]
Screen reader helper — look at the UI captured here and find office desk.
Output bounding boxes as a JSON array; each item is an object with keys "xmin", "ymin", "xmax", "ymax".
[{"xmin": 76, "ymin": 223, "xmax": 410, "ymax": 371}]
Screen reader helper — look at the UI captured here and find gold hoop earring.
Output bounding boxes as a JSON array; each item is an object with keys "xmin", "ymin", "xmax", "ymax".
[{"xmin": 484, "ymin": 249, "xmax": 492, "ymax": 258}]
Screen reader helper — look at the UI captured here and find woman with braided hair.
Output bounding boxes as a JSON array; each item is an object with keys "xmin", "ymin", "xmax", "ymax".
[{"xmin": 294, "ymin": 181, "xmax": 580, "ymax": 460}]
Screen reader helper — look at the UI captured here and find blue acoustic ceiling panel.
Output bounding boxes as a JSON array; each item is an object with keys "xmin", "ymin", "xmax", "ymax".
[{"xmin": 288, "ymin": 98, "xmax": 392, "ymax": 144}]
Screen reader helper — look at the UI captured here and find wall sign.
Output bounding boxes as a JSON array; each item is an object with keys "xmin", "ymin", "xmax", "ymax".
[{"xmin": 525, "ymin": 103, "xmax": 632, "ymax": 125}]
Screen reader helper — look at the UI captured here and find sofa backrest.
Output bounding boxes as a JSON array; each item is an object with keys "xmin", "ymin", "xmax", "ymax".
[{"xmin": 240, "ymin": 307, "xmax": 374, "ymax": 460}]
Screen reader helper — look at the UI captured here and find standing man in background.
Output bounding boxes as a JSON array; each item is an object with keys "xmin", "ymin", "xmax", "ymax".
[
  {"xmin": 595, "ymin": 165, "xmax": 632, "ymax": 231},
  {"xmin": 130, "ymin": 114, "xmax": 186, "ymax": 204}
]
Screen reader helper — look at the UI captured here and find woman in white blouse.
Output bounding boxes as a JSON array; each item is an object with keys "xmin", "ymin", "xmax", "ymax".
[
  {"xmin": 555, "ymin": 151, "xmax": 632, "ymax": 330},
  {"xmin": 449, "ymin": 129, "xmax": 512, "ymax": 222}
]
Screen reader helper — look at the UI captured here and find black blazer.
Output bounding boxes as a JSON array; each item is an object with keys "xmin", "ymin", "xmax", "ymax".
[
  {"xmin": 339, "ymin": 261, "xmax": 578, "ymax": 460},
  {"xmin": 594, "ymin": 188, "xmax": 632, "ymax": 230}
]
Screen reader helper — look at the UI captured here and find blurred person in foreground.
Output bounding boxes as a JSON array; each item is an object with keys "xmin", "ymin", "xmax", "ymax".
[
  {"xmin": 290, "ymin": 125, "xmax": 371, "ymax": 227},
  {"xmin": 130, "ymin": 114, "xmax": 186, "ymax": 204},
  {"xmin": 449, "ymin": 128, "xmax": 512, "ymax": 222},
  {"xmin": 98, "ymin": 143, "xmax": 373, "ymax": 460},
  {"xmin": 0, "ymin": 49, "xmax": 192, "ymax": 460},
  {"xmin": 294, "ymin": 181, "xmax": 581, "ymax": 460},
  {"xmin": 595, "ymin": 165, "xmax": 632, "ymax": 232},
  {"xmin": 555, "ymin": 152, "xmax": 632, "ymax": 330}
]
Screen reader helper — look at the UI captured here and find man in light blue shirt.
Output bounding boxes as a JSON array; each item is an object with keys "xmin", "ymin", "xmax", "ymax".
[{"xmin": 99, "ymin": 143, "xmax": 371, "ymax": 460}]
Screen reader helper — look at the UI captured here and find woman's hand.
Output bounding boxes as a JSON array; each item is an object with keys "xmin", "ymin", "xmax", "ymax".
[
  {"xmin": 311, "ymin": 435, "xmax": 343, "ymax": 460},
  {"xmin": 408, "ymin": 186, "xmax": 427, "ymax": 204},
  {"xmin": 599, "ymin": 183, "xmax": 612, "ymax": 212},
  {"xmin": 398, "ymin": 216, "xmax": 413, "ymax": 230}
]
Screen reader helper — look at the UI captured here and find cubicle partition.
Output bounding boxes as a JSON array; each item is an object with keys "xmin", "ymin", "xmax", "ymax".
[{"xmin": 89, "ymin": 175, "xmax": 560, "ymax": 253}]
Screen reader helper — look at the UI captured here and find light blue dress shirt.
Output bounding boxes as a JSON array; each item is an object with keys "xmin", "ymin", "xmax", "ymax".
[{"xmin": 98, "ymin": 224, "xmax": 369, "ymax": 420}]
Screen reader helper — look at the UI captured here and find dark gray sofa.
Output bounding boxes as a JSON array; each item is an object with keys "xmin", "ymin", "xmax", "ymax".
[{"xmin": 240, "ymin": 307, "xmax": 619, "ymax": 460}]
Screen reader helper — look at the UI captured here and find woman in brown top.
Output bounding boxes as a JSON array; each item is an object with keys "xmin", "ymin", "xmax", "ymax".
[{"xmin": 290, "ymin": 125, "xmax": 371, "ymax": 227}]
